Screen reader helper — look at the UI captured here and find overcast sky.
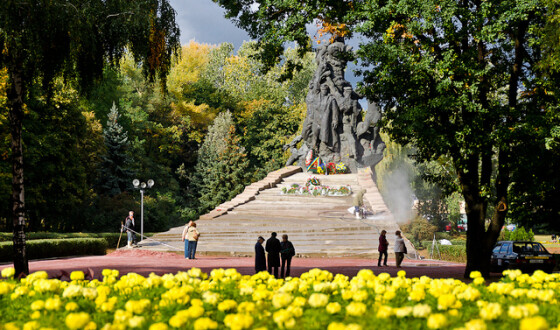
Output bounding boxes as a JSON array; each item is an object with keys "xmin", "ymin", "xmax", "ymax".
[{"xmin": 169, "ymin": 0, "xmax": 252, "ymax": 49}]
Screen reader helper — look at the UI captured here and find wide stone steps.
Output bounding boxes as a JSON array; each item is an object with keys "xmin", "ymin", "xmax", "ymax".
[{"xmin": 139, "ymin": 166, "xmax": 415, "ymax": 258}]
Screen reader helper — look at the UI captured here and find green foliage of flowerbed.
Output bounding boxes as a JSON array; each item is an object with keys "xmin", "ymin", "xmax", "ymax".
[
  {"xmin": 1, "ymin": 267, "xmax": 559, "ymax": 329},
  {"xmin": 0, "ymin": 238, "xmax": 107, "ymax": 262}
]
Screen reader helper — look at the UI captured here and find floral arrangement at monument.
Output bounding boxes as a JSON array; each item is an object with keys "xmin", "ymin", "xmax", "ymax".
[
  {"xmin": 1, "ymin": 267, "xmax": 559, "ymax": 329},
  {"xmin": 281, "ymin": 183, "xmax": 352, "ymax": 197}
]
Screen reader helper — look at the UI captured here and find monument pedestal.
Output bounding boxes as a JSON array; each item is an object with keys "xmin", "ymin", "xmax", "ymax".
[{"xmin": 143, "ymin": 166, "xmax": 415, "ymax": 258}]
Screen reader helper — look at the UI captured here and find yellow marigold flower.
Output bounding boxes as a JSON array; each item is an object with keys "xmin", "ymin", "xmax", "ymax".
[
  {"xmin": 30, "ymin": 300, "xmax": 45, "ymax": 311},
  {"xmin": 128, "ymin": 316, "xmax": 145, "ymax": 328},
  {"xmin": 470, "ymin": 271, "xmax": 482, "ymax": 279},
  {"xmin": 292, "ymin": 296, "xmax": 307, "ymax": 307},
  {"xmin": 413, "ymin": 304, "xmax": 432, "ymax": 318},
  {"xmin": 448, "ymin": 309, "xmax": 459, "ymax": 316},
  {"xmin": 84, "ymin": 321, "xmax": 97, "ymax": 330},
  {"xmin": 353, "ymin": 290, "xmax": 368, "ymax": 302},
  {"xmin": 3, "ymin": 322, "xmax": 19, "ymax": 330},
  {"xmin": 30, "ymin": 310, "xmax": 41, "ymax": 319},
  {"xmin": 427, "ymin": 313, "xmax": 448, "ymax": 329},
  {"xmin": 409, "ymin": 288, "xmax": 426, "ymax": 301},
  {"xmin": 224, "ymin": 313, "xmax": 254, "ymax": 330},
  {"xmin": 272, "ymin": 293, "xmax": 293, "ymax": 309},
  {"xmin": 346, "ymin": 302, "xmax": 367, "ymax": 317},
  {"xmin": 273, "ymin": 309, "xmax": 295, "ymax": 329},
  {"xmin": 465, "ymin": 319, "xmax": 486, "ymax": 330},
  {"xmin": 1, "ymin": 267, "xmax": 15, "ymax": 278},
  {"xmin": 70, "ymin": 271, "xmax": 85, "ymax": 281},
  {"xmin": 114, "ymin": 309, "xmax": 133, "ymax": 324},
  {"xmin": 187, "ymin": 268, "xmax": 203, "ymax": 278},
  {"xmin": 376, "ymin": 305, "xmax": 393, "ymax": 318},
  {"xmin": 125, "ymin": 299, "xmax": 151, "ymax": 314},
  {"xmin": 238, "ymin": 301, "xmax": 256, "ymax": 314},
  {"xmin": 437, "ymin": 294, "xmax": 456, "ymax": 310},
  {"xmin": 202, "ymin": 291, "xmax": 220, "ymax": 305},
  {"xmin": 326, "ymin": 302, "xmax": 342, "ymax": 314},
  {"xmin": 395, "ymin": 306, "xmax": 413, "ymax": 318},
  {"xmin": 83, "ymin": 287, "xmax": 98, "ymax": 300},
  {"xmin": 520, "ymin": 316, "xmax": 548, "ymax": 330},
  {"xmin": 356, "ymin": 269, "xmax": 375, "ymax": 281},
  {"xmin": 65, "ymin": 312, "xmax": 91, "ymax": 330},
  {"xmin": 0, "ymin": 282, "xmax": 15, "ymax": 295},
  {"xmin": 341, "ymin": 289, "xmax": 354, "ymax": 300},
  {"xmin": 65, "ymin": 302, "xmax": 80, "ymax": 312},
  {"xmin": 149, "ymin": 322, "xmax": 169, "ymax": 330},
  {"xmin": 63, "ymin": 284, "xmax": 83, "ymax": 298},
  {"xmin": 508, "ymin": 304, "xmax": 539, "ymax": 319},
  {"xmin": 169, "ymin": 314, "xmax": 188, "ymax": 328},
  {"xmin": 187, "ymin": 305, "xmax": 205, "ymax": 318},
  {"xmin": 397, "ymin": 270, "xmax": 406, "ymax": 277},
  {"xmin": 383, "ymin": 289, "xmax": 396, "ymax": 301},
  {"xmin": 473, "ymin": 277, "xmax": 485, "ymax": 285},
  {"xmin": 479, "ymin": 302, "xmax": 502, "ymax": 320},
  {"xmin": 327, "ymin": 322, "xmax": 362, "ymax": 330},
  {"xmin": 23, "ymin": 321, "xmax": 40, "ymax": 330},
  {"xmin": 194, "ymin": 317, "xmax": 218, "ymax": 330},
  {"xmin": 218, "ymin": 299, "xmax": 238, "ymax": 312},
  {"xmin": 308, "ymin": 293, "xmax": 329, "ymax": 308}
]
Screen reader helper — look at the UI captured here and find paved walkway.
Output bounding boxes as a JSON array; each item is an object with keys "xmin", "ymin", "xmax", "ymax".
[{"xmin": 0, "ymin": 249, "xmax": 476, "ymax": 281}]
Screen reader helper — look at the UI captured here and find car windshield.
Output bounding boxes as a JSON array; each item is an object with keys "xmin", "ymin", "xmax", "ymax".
[{"xmin": 512, "ymin": 242, "xmax": 547, "ymax": 253}]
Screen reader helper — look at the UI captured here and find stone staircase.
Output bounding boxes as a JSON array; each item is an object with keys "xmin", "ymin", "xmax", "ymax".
[{"xmin": 140, "ymin": 166, "xmax": 416, "ymax": 258}]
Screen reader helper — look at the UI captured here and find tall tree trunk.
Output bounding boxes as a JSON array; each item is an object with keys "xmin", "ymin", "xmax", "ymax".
[{"xmin": 7, "ymin": 63, "xmax": 28, "ymax": 276}]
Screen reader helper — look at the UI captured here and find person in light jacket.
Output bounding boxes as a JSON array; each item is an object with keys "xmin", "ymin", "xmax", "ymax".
[
  {"xmin": 181, "ymin": 221, "xmax": 193, "ymax": 259},
  {"xmin": 378, "ymin": 230, "xmax": 389, "ymax": 266},
  {"xmin": 186, "ymin": 222, "xmax": 200, "ymax": 259},
  {"xmin": 394, "ymin": 230, "xmax": 406, "ymax": 267}
]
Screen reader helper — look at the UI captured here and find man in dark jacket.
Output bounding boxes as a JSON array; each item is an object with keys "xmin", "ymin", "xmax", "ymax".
[
  {"xmin": 265, "ymin": 232, "xmax": 282, "ymax": 278},
  {"xmin": 255, "ymin": 236, "xmax": 266, "ymax": 273},
  {"xmin": 280, "ymin": 234, "xmax": 296, "ymax": 278}
]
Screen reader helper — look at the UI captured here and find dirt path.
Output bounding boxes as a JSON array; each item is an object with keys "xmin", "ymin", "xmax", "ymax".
[{"xmin": 0, "ymin": 249, "xmax": 489, "ymax": 281}]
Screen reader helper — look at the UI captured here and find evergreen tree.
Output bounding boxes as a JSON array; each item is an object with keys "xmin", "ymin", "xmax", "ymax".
[
  {"xmin": 97, "ymin": 103, "xmax": 134, "ymax": 196},
  {"xmin": 193, "ymin": 111, "xmax": 249, "ymax": 213}
]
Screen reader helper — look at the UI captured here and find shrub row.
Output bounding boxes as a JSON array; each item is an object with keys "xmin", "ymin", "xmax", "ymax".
[
  {"xmin": 0, "ymin": 238, "xmax": 107, "ymax": 262},
  {"xmin": 427, "ymin": 245, "xmax": 467, "ymax": 263},
  {"xmin": 0, "ymin": 232, "xmax": 145, "ymax": 249}
]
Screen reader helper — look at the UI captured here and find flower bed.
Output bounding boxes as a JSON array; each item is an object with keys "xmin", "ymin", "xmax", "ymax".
[
  {"xmin": 281, "ymin": 180, "xmax": 352, "ymax": 197},
  {"xmin": 2, "ymin": 267, "xmax": 560, "ymax": 329}
]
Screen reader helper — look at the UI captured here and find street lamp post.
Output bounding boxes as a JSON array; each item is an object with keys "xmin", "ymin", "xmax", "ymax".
[{"xmin": 132, "ymin": 178, "xmax": 154, "ymax": 242}]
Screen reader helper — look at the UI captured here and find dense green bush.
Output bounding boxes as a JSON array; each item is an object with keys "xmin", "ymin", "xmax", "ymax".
[
  {"xmin": 401, "ymin": 217, "xmax": 438, "ymax": 248},
  {"xmin": 499, "ymin": 226, "xmax": 534, "ymax": 241},
  {"xmin": 0, "ymin": 238, "xmax": 107, "ymax": 262},
  {"xmin": 427, "ymin": 244, "xmax": 467, "ymax": 263}
]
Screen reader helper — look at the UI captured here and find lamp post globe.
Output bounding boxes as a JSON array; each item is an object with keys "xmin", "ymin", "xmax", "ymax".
[{"xmin": 132, "ymin": 178, "xmax": 154, "ymax": 242}]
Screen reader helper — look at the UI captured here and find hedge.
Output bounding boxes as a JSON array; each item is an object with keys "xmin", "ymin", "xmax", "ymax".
[
  {"xmin": 0, "ymin": 232, "xmax": 154, "ymax": 249},
  {"xmin": 0, "ymin": 238, "xmax": 107, "ymax": 262}
]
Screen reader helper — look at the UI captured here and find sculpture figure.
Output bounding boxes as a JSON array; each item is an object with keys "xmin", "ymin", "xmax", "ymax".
[{"xmin": 284, "ymin": 38, "xmax": 385, "ymax": 172}]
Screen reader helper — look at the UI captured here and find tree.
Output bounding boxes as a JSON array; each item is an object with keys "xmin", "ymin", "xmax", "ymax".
[
  {"xmin": 0, "ymin": 0, "xmax": 180, "ymax": 275},
  {"xmin": 215, "ymin": 0, "xmax": 560, "ymax": 276},
  {"xmin": 193, "ymin": 111, "xmax": 249, "ymax": 213},
  {"xmin": 97, "ymin": 103, "xmax": 134, "ymax": 196}
]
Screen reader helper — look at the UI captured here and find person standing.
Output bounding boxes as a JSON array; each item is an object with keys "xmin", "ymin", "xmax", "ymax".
[
  {"xmin": 265, "ymin": 232, "xmax": 281, "ymax": 278},
  {"xmin": 186, "ymin": 222, "xmax": 200, "ymax": 260},
  {"xmin": 394, "ymin": 230, "xmax": 407, "ymax": 267},
  {"xmin": 378, "ymin": 230, "xmax": 389, "ymax": 267},
  {"xmin": 280, "ymin": 234, "xmax": 296, "ymax": 278},
  {"xmin": 124, "ymin": 214, "xmax": 134, "ymax": 248},
  {"xmin": 181, "ymin": 221, "xmax": 193, "ymax": 259},
  {"xmin": 125, "ymin": 211, "xmax": 137, "ymax": 245},
  {"xmin": 255, "ymin": 236, "xmax": 267, "ymax": 273}
]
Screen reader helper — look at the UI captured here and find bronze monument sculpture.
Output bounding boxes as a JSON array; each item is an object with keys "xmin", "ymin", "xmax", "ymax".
[{"xmin": 285, "ymin": 38, "xmax": 385, "ymax": 173}]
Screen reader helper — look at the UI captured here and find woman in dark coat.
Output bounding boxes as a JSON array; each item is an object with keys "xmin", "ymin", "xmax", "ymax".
[
  {"xmin": 378, "ymin": 230, "xmax": 389, "ymax": 266},
  {"xmin": 280, "ymin": 234, "xmax": 296, "ymax": 278},
  {"xmin": 265, "ymin": 232, "xmax": 282, "ymax": 278},
  {"xmin": 255, "ymin": 236, "xmax": 267, "ymax": 273}
]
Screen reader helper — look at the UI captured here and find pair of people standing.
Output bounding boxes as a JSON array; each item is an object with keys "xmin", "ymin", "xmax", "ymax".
[
  {"xmin": 255, "ymin": 232, "xmax": 295, "ymax": 278},
  {"xmin": 378, "ymin": 230, "xmax": 407, "ymax": 267},
  {"xmin": 181, "ymin": 221, "xmax": 200, "ymax": 259}
]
